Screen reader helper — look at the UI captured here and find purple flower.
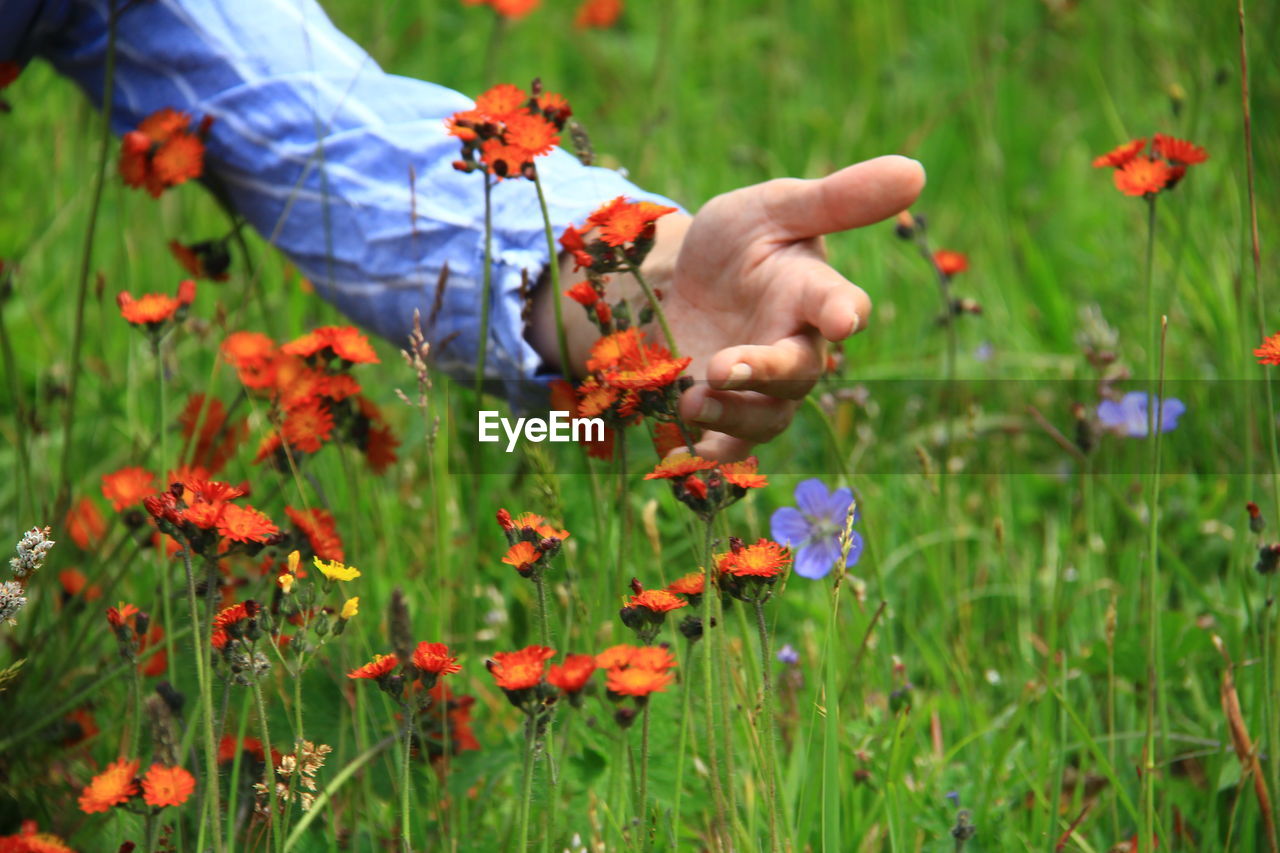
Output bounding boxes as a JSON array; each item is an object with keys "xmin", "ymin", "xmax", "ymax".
[
  {"xmin": 769, "ymin": 479, "xmax": 862, "ymax": 580},
  {"xmin": 1096, "ymin": 391, "xmax": 1186, "ymax": 437},
  {"xmin": 776, "ymin": 643, "xmax": 799, "ymax": 665}
]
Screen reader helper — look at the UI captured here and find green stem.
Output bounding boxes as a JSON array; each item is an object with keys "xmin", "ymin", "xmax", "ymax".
[
  {"xmin": 251, "ymin": 671, "xmax": 279, "ymax": 853},
  {"xmin": 671, "ymin": 646, "xmax": 694, "ymax": 845},
  {"xmin": 517, "ymin": 712, "xmax": 537, "ymax": 851},
  {"xmin": 534, "ymin": 575, "xmax": 551, "ymax": 648},
  {"xmin": 130, "ymin": 656, "xmax": 145, "ymax": 756},
  {"xmin": 400, "ymin": 705, "xmax": 414, "ymax": 853},
  {"xmin": 821, "ymin": 573, "xmax": 843, "ymax": 850},
  {"xmin": 1141, "ymin": 197, "xmax": 1161, "ymax": 853},
  {"xmin": 532, "ymin": 172, "xmax": 573, "ymax": 378},
  {"xmin": 638, "ymin": 701, "xmax": 652, "ymax": 841},
  {"xmin": 753, "ymin": 599, "xmax": 781, "ymax": 853},
  {"xmin": 144, "ymin": 810, "xmax": 158, "ymax": 853},
  {"xmin": 475, "ymin": 172, "xmax": 494, "ymax": 395},
  {"xmin": 627, "ymin": 263, "xmax": 679, "ymax": 359},
  {"xmin": 0, "ymin": 290, "xmax": 31, "ymax": 521},
  {"xmin": 55, "ymin": 0, "xmax": 118, "ymax": 519},
  {"xmin": 181, "ymin": 545, "xmax": 225, "ymax": 853},
  {"xmin": 155, "ymin": 340, "xmax": 177, "ymax": 683},
  {"xmin": 700, "ymin": 519, "xmax": 728, "ymax": 849}
]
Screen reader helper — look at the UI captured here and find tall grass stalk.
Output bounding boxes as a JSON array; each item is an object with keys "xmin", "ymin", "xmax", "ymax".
[
  {"xmin": 699, "ymin": 518, "xmax": 728, "ymax": 849},
  {"xmin": 752, "ymin": 597, "xmax": 781, "ymax": 853},
  {"xmin": 532, "ymin": 173, "xmax": 572, "ymax": 379},
  {"xmin": 517, "ymin": 711, "xmax": 537, "ymax": 852},
  {"xmin": 1139, "ymin": 193, "xmax": 1161, "ymax": 853},
  {"xmin": 250, "ymin": 673, "xmax": 280, "ymax": 853},
  {"xmin": 180, "ymin": 543, "xmax": 225, "ymax": 853},
  {"xmin": 822, "ymin": 500, "xmax": 859, "ymax": 850},
  {"xmin": 398, "ymin": 705, "xmax": 414, "ymax": 853}
]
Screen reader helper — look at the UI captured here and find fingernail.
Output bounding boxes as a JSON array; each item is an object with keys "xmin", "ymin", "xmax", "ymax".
[
  {"xmin": 696, "ymin": 397, "xmax": 723, "ymax": 424},
  {"xmin": 722, "ymin": 363, "xmax": 752, "ymax": 389},
  {"xmin": 849, "ymin": 310, "xmax": 862, "ymax": 335}
]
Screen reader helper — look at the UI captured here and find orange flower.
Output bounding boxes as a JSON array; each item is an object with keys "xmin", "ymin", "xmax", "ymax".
[
  {"xmin": 604, "ymin": 349, "xmax": 691, "ymax": 390},
  {"xmin": 222, "ymin": 331, "xmax": 278, "ymax": 386},
  {"xmin": 504, "ymin": 112, "xmax": 559, "ymax": 159},
  {"xmin": 932, "ymin": 250, "xmax": 968, "ymax": 276},
  {"xmin": 348, "ymin": 653, "xmax": 399, "ymax": 680},
  {"xmin": 474, "ymin": 83, "xmax": 528, "ymax": 120},
  {"xmin": 606, "ymin": 666, "xmax": 673, "ymax": 696},
  {"xmin": 1255, "ymin": 332, "xmax": 1280, "ymax": 366},
  {"xmin": 479, "ymin": 138, "xmax": 531, "ymax": 178},
  {"xmin": 575, "ymin": 0, "xmax": 623, "ymax": 28},
  {"xmin": 502, "ymin": 541, "xmax": 541, "ymax": 574},
  {"xmin": 720, "ymin": 457, "xmax": 768, "ymax": 490},
  {"xmin": 488, "ymin": 645, "xmax": 556, "ymax": 691},
  {"xmin": 645, "ymin": 452, "xmax": 716, "ymax": 480},
  {"xmin": 141, "ymin": 764, "xmax": 196, "ymax": 807},
  {"xmin": 1091, "ymin": 138, "xmax": 1147, "ymax": 168},
  {"xmin": 565, "ymin": 280, "xmax": 599, "ymax": 306},
  {"xmin": 65, "ymin": 497, "xmax": 106, "ymax": 549},
  {"xmin": 364, "ymin": 423, "xmax": 400, "ymax": 474},
  {"xmin": 587, "ymin": 197, "xmax": 677, "ymax": 246},
  {"xmin": 651, "ymin": 422, "xmax": 689, "ymax": 458},
  {"xmin": 119, "ymin": 109, "xmax": 208, "ymax": 197},
  {"xmin": 282, "ymin": 398, "xmax": 335, "ymax": 453},
  {"xmin": 594, "ymin": 644, "xmax": 635, "ymax": 669},
  {"xmin": 58, "ymin": 567, "xmax": 101, "ymax": 601},
  {"xmin": 216, "ymin": 504, "xmax": 279, "ymax": 544},
  {"xmin": 117, "ymin": 279, "xmax": 196, "ymax": 327},
  {"xmin": 1153, "ymin": 133, "xmax": 1208, "ymax": 166},
  {"xmin": 284, "ymin": 506, "xmax": 345, "ymax": 562},
  {"xmin": 627, "ymin": 589, "xmax": 687, "ymax": 613},
  {"xmin": 548, "ymin": 653, "xmax": 597, "ymax": 693},
  {"xmin": 466, "ymin": 0, "xmax": 541, "ymax": 20},
  {"xmin": 0, "ymin": 821, "xmax": 75, "ymax": 852},
  {"xmin": 1113, "ymin": 156, "xmax": 1171, "ymax": 197},
  {"xmin": 717, "ymin": 539, "xmax": 791, "ymax": 578},
  {"xmin": 586, "ymin": 328, "xmax": 645, "ymax": 372},
  {"xmin": 666, "ymin": 571, "xmax": 705, "ymax": 597},
  {"xmin": 101, "ymin": 467, "xmax": 156, "ymax": 511},
  {"xmin": 509, "ymin": 512, "xmax": 571, "ymax": 540},
  {"xmin": 106, "ymin": 602, "xmax": 140, "ymax": 628},
  {"xmin": 534, "ymin": 91, "xmax": 572, "ymax": 126},
  {"xmin": 629, "ymin": 645, "xmax": 677, "ymax": 672},
  {"xmin": 282, "ymin": 325, "xmax": 380, "ymax": 364},
  {"xmin": 78, "ymin": 758, "xmax": 140, "ymax": 814},
  {"xmin": 412, "ymin": 642, "xmax": 462, "ymax": 676},
  {"xmin": 559, "ymin": 224, "xmax": 596, "ymax": 269}
]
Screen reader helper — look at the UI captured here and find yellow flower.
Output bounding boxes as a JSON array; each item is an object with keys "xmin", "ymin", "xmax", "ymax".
[
  {"xmin": 287, "ymin": 550, "xmax": 301, "ymax": 574},
  {"xmin": 340, "ymin": 597, "xmax": 359, "ymax": 620},
  {"xmin": 314, "ymin": 557, "xmax": 361, "ymax": 582},
  {"xmin": 278, "ymin": 573, "xmax": 295, "ymax": 594}
]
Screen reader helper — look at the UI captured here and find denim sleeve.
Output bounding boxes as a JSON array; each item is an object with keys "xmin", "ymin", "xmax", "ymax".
[{"xmin": 8, "ymin": 0, "xmax": 682, "ymax": 399}]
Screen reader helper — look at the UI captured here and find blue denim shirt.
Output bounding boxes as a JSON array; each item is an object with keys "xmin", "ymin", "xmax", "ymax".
[{"xmin": 3, "ymin": 0, "xmax": 681, "ymax": 399}]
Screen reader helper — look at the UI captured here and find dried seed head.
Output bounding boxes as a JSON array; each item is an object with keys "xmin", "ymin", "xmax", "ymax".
[{"xmin": 10, "ymin": 525, "xmax": 55, "ymax": 578}]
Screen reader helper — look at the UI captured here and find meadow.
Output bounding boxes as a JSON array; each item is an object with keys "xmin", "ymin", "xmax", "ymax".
[{"xmin": 2, "ymin": 0, "xmax": 1280, "ymax": 850}]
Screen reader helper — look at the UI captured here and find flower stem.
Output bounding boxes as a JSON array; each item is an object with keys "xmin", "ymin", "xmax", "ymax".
[
  {"xmin": 532, "ymin": 172, "xmax": 573, "ymax": 378},
  {"xmin": 534, "ymin": 575, "xmax": 551, "ymax": 648},
  {"xmin": 517, "ymin": 712, "xmax": 537, "ymax": 851},
  {"xmin": 753, "ymin": 599, "xmax": 782, "ymax": 853},
  {"xmin": 55, "ymin": 0, "xmax": 118, "ymax": 519},
  {"xmin": 181, "ymin": 545, "xmax": 225, "ymax": 853},
  {"xmin": 1140, "ymin": 196, "xmax": 1162, "ymax": 853},
  {"xmin": 627, "ymin": 263, "xmax": 679, "ymax": 359},
  {"xmin": 699, "ymin": 518, "xmax": 728, "ymax": 849},
  {"xmin": 250, "ymin": 671, "xmax": 279, "ymax": 853},
  {"xmin": 638, "ymin": 701, "xmax": 652, "ymax": 841},
  {"xmin": 400, "ymin": 705, "xmax": 415, "ymax": 853}
]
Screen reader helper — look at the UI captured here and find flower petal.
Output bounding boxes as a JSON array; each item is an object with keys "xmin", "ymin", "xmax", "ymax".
[
  {"xmin": 821, "ymin": 486, "xmax": 858, "ymax": 525},
  {"xmin": 793, "ymin": 478, "xmax": 831, "ymax": 518},
  {"xmin": 770, "ymin": 507, "xmax": 811, "ymax": 548},
  {"xmin": 794, "ymin": 539, "xmax": 840, "ymax": 580}
]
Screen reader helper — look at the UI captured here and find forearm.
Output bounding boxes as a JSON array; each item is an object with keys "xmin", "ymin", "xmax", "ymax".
[{"xmin": 528, "ymin": 212, "xmax": 693, "ymax": 377}]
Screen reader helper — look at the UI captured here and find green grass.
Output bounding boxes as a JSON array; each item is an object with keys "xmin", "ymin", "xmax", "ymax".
[{"xmin": 3, "ymin": 0, "xmax": 1280, "ymax": 850}]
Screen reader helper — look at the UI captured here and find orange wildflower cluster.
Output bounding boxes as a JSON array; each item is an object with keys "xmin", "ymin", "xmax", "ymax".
[
  {"xmin": 58, "ymin": 567, "xmax": 102, "ymax": 602},
  {"xmin": 575, "ymin": 0, "xmax": 623, "ymax": 28},
  {"xmin": 143, "ymin": 474, "xmax": 279, "ymax": 555},
  {"xmin": 1254, "ymin": 332, "xmax": 1280, "ymax": 366},
  {"xmin": 347, "ymin": 652, "xmax": 399, "ymax": 680},
  {"xmin": 105, "ymin": 601, "xmax": 168, "ymax": 676},
  {"xmin": 1092, "ymin": 134, "xmax": 1209, "ymax": 197},
  {"xmin": 496, "ymin": 509, "xmax": 569, "ymax": 579},
  {"xmin": 101, "ymin": 467, "xmax": 157, "ymax": 511},
  {"xmin": 210, "ymin": 599, "xmax": 259, "ymax": 650},
  {"xmin": 446, "ymin": 81, "xmax": 570, "ymax": 179},
  {"xmin": 117, "ymin": 279, "xmax": 196, "ymax": 331},
  {"xmin": 349, "ymin": 642, "xmax": 460, "ymax": 699},
  {"xmin": 548, "ymin": 653, "xmax": 597, "ymax": 697},
  {"xmin": 462, "ymin": 0, "xmax": 540, "ymax": 20},
  {"xmin": 489, "ymin": 645, "xmax": 556, "ymax": 692},
  {"xmin": 77, "ymin": 759, "xmax": 195, "ymax": 814},
  {"xmin": 220, "ymin": 326, "xmax": 397, "ymax": 473},
  {"xmin": 717, "ymin": 537, "xmax": 792, "ymax": 603},
  {"xmin": 119, "ymin": 107, "xmax": 212, "ymax": 198},
  {"xmin": 645, "ymin": 452, "xmax": 768, "ymax": 519},
  {"xmin": 141, "ymin": 764, "xmax": 197, "ymax": 807},
  {"xmin": 932, "ymin": 249, "xmax": 968, "ymax": 277},
  {"xmin": 619, "ymin": 580, "xmax": 687, "ymax": 643},
  {"xmin": 284, "ymin": 506, "xmax": 345, "ymax": 562}
]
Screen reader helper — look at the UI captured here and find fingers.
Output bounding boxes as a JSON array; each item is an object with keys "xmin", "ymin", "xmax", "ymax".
[
  {"xmin": 759, "ymin": 154, "xmax": 926, "ymax": 241},
  {"xmin": 680, "ymin": 385, "xmax": 800, "ymax": 445},
  {"xmin": 794, "ymin": 257, "xmax": 872, "ymax": 341},
  {"xmin": 704, "ymin": 333, "xmax": 824, "ymax": 399},
  {"xmin": 684, "ymin": 430, "xmax": 757, "ymax": 464}
]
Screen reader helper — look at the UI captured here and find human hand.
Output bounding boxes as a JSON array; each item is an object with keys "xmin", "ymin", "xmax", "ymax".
[{"xmin": 664, "ymin": 155, "xmax": 926, "ymax": 460}]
